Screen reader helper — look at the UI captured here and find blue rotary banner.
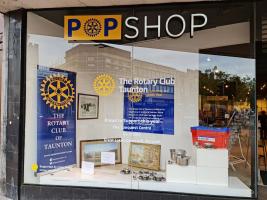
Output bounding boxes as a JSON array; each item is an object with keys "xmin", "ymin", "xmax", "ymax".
[
  {"xmin": 37, "ymin": 66, "xmax": 76, "ymax": 172},
  {"xmin": 123, "ymin": 78, "xmax": 174, "ymax": 135}
]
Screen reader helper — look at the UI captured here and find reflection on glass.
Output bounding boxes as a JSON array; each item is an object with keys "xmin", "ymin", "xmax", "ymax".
[{"xmin": 199, "ymin": 54, "xmax": 255, "ymax": 186}]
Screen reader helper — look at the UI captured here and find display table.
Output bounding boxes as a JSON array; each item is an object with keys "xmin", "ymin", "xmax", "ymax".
[
  {"xmin": 39, "ymin": 165, "xmax": 251, "ymax": 197},
  {"xmin": 40, "ymin": 165, "xmax": 135, "ymax": 189}
]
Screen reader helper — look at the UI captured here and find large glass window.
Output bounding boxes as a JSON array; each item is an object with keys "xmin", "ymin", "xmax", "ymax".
[{"xmin": 24, "ymin": 2, "xmax": 256, "ymax": 198}]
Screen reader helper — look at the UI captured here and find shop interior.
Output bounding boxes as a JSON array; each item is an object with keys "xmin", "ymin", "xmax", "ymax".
[
  {"xmin": 24, "ymin": 3, "xmax": 256, "ymax": 198},
  {"xmin": 257, "ymin": 2, "xmax": 267, "ymax": 187}
]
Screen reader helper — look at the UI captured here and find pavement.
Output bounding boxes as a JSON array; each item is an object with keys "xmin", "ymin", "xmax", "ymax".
[{"xmin": 259, "ymin": 186, "xmax": 267, "ymax": 199}]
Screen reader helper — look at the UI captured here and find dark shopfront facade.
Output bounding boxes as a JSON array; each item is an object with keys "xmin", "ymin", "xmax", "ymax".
[{"xmin": 1, "ymin": 0, "xmax": 267, "ymax": 200}]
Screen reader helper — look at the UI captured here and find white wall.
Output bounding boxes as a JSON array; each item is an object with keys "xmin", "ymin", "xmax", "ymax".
[
  {"xmin": 75, "ymin": 66, "xmax": 199, "ymax": 169},
  {"xmin": 0, "ymin": 14, "xmax": 7, "ymax": 194},
  {"xmin": 27, "ymin": 12, "xmax": 63, "ymax": 38},
  {"xmin": 25, "ymin": 13, "xmax": 63, "ymax": 183},
  {"xmin": 134, "ymin": 22, "xmax": 250, "ymax": 52}
]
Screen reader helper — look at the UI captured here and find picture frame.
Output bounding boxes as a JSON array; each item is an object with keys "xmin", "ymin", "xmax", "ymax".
[
  {"xmin": 80, "ymin": 138, "xmax": 122, "ymax": 167},
  {"xmin": 77, "ymin": 93, "xmax": 99, "ymax": 119},
  {"xmin": 128, "ymin": 142, "xmax": 161, "ymax": 171}
]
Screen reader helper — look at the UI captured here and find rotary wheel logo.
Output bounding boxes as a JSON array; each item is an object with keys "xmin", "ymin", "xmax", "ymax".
[
  {"xmin": 40, "ymin": 74, "xmax": 75, "ymax": 110},
  {"xmin": 128, "ymin": 86, "xmax": 143, "ymax": 103},
  {"xmin": 93, "ymin": 74, "xmax": 115, "ymax": 96},
  {"xmin": 84, "ymin": 18, "xmax": 102, "ymax": 37}
]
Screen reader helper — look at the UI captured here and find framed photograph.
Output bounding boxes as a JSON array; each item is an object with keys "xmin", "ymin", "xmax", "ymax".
[
  {"xmin": 80, "ymin": 139, "xmax": 122, "ymax": 167},
  {"xmin": 77, "ymin": 93, "xmax": 99, "ymax": 119},
  {"xmin": 129, "ymin": 142, "xmax": 161, "ymax": 171}
]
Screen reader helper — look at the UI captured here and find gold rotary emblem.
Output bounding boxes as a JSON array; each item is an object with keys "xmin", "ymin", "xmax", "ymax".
[
  {"xmin": 40, "ymin": 74, "xmax": 75, "ymax": 110},
  {"xmin": 93, "ymin": 74, "xmax": 115, "ymax": 96},
  {"xmin": 128, "ymin": 86, "xmax": 143, "ymax": 103},
  {"xmin": 84, "ymin": 18, "xmax": 102, "ymax": 37}
]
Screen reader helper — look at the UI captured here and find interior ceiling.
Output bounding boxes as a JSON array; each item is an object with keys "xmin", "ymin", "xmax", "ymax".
[{"xmin": 0, "ymin": 0, "xmax": 212, "ymax": 13}]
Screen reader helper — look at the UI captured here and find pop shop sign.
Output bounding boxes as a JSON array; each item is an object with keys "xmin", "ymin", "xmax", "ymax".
[{"xmin": 64, "ymin": 13, "xmax": 207, "ymax": 41}]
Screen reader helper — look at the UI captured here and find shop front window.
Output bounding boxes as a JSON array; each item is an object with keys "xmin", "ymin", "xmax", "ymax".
[{"xmin": 24, "ymin": 2, "xmax": 256, "ymax": 198}]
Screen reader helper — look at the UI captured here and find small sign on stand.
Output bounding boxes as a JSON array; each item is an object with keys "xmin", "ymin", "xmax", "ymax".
[{"xmin": 81, "ymin": 161, "xmax": 94, "ymax": 175}]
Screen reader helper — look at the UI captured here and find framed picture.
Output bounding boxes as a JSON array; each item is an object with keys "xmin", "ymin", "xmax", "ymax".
[
  {"xmin": 128, "ymin": 142, "xmax": 161, "ymax": 171},
  {"xmin": 77, "ymin": 93, "xmax": 99, "ymax": 119},
  {"xmin": 80, "ymin": 139, "xmax": 122, "ymax": 167}
]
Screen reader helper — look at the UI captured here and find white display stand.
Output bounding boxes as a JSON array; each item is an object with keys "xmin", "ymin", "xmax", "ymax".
[
  {"xmin": 166, "ymin": 148, "xmax": 229, "ymax": 186},
  {"xmin": 196, "ymin": 148, "xmax": 228, "ymax": 168},
  {"xmin": 166, "ymin": 164, "xmax": 196, "ymax": 184},
  {"xmin": 196, "ymin": 166, "xmax": 228, "ymax": 186},
  {"xmin": 196, "ymin": 148, "xmax": 229, "ymax": 186}
]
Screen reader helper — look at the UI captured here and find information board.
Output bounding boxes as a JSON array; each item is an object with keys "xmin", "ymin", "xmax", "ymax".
[
  {"xmin": 37, "ymin": 66, "xmax": 76, "ymax": 172},
  {"xmin": 123, "ymin": 78, "xmax": 174, "ymax": 135}
]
